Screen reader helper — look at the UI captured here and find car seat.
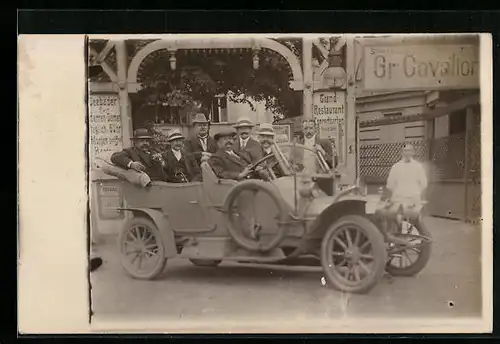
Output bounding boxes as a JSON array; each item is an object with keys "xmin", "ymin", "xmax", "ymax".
[{"xmin": 200, "ymin": 161, "xmax": 237, "ymax": 208}]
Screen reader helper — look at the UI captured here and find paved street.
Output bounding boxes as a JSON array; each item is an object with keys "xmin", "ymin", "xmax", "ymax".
[{"xmin": 90, "ymin": 217, "xmax": 482, "ymax": 325}]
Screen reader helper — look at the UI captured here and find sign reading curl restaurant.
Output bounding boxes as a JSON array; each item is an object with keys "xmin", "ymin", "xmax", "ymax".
[{"xmin": 363, "ymin": 44, "xmax": 480, "ymax": 91}]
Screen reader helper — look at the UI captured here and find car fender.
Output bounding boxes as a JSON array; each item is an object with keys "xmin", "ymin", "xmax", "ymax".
[
  {"xmin": 221, "ymin": 179, "xmax": 283, "ymax": 212},
  {"xmin": 120, "ymin": 207, "xmax": 177, "ymax": 258},
  {"xmin": 308, "ymin": 198, "xmax": 372, "ymax": 237}
]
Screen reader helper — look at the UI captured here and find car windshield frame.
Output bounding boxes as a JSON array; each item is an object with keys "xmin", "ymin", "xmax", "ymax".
[{"xmin": 270, "ymin": 141, "xmax": 333, "ymax": 178}]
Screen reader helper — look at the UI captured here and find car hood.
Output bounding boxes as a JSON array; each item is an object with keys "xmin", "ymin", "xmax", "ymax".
[{"xmin": 303, "ymin": 193, "xmax": 381, "ymax": 217}]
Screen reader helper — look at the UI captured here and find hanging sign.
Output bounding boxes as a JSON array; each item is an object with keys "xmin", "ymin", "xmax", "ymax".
[
  {"xmin": 363, "ymin": 44, "xmax": 480, "ymax": 91},
  {"xmin": 272, "ymin": 125, "xmax": 291, "ymax": 144},
  {"xmin": 313, "ymin": 91, "xmax": 346, "ymax": 164},
  {"xmin": 89, "ymin": 94, "xmax": 122, "ymax": 164}
]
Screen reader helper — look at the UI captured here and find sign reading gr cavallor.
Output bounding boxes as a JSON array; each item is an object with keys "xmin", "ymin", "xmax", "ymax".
[{"xmin": 363, "ymin": 44, "xmax": 479, "ymax": 91}]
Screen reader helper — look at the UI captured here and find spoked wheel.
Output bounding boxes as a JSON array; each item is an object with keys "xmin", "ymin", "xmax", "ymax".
[
  {"xmin": 118, "ymin": 217, "xmax": 167, "ymax": 280},
  {"xmin": 189, "ymin": 259, "xmax": 222, "ymax": 267},
  {"xmin": 321, "ymin": 215, "xmax": 387, "ymax": 294},
  {"xmin": 226, "ymin": 180, "xmax": 288, "ymax": 252},
  {"xmin": 385, "ymin": 218, "xmax": 432, "ymax": 277}
]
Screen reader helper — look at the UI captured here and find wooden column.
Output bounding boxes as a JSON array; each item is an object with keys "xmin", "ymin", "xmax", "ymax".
[
  {"xmin": 343, "ymin": 36, "xmax": 356, "ymax": 185},
  {"xmin": 115, "ymin": 40, "xmax": 132, "ymax": 148},
  {"xmin": 463, "ymin": 105, "xmax": 476, "ymax": 221},
  {"xmin": 302, "ymin": 38, "xmax": 313, "ymax": 120},
  {"xmin": 115, "ymin": 40, "xmax": 133, "ymax": 223},
  {"xmin": 301, "ymin": 38, "xmax": 315, "ymax": 173}
]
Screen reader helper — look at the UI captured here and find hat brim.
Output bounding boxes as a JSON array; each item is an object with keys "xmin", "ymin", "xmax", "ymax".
[
  {"xmin": 214, "ymin": 132, "xmax": 236, "ymax": 140},
  {"xmin": 132, "ymin": 136, "xmax": 153, "ymax": 140},
  {"xmin": 167, "ymin": 136, "xmax": 185, "ymax": 142},
  {"xmin": 234, "ymin": 123, "xmax": 255, "ymax": 128},
  {"xmin": 258, "ymin": 132, "xmax": 276, "ymax": 137}
]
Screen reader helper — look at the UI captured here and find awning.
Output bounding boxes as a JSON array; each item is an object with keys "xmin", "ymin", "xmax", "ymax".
[{"xmin": 359, "ymin": 93, "xmax": 480, "ymax": 128}]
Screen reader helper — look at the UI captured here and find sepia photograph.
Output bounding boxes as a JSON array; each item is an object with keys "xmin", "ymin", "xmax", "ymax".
[
  {"xmin": 84, "ymin": 33, "xmax": 490, "ymax": 332},
  {"xmin": 18, "ymin": 31, "xmax": 492, "ymax": 334}
]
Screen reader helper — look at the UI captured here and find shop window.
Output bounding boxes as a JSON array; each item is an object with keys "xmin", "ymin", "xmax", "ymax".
[
  {"xmin": 209, "ymin": 95, "xmax": 228, "ymax": 123},
  {"xmin": 449, "ymin": 109, "xmax": 467, "ymax": 135}
]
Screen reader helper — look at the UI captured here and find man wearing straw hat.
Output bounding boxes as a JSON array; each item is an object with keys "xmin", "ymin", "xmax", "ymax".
[
  {"xmin": 233, "ymin": 116, "xmax": 263, "ymax": 164},
  {"xmin": 184, "ymin": 113, "xmax": 218, "ymax": 180},
  {"xmin": 110, "ymin": 128, "xmax": 168, "ymax": 182},
  {"xmin": 163, "ymin": 129, "xmax": 194, "ymax": 183},
  {"xmin": 257, "ymin": 123, "xmax": 276, "ymax": 157}
]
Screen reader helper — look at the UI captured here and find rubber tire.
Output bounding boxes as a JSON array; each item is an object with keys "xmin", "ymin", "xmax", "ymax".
[
  {"xmin": 189, "ymin": 259, "xmax": 222, "ymax": 267},
  {"xmin": 226, "ymin": 180, "xmax": 288, "ymax": 252},
  {"xmin": 385, "ymin": 218, "xmax": 432, "ymax": 277},
  {"xmin": 118, "ymin": 216, "xmax": 167, "ymax": 280},
  {"xmin": 321, "ymin": 215, "xmax": 387, "ymax": 294}
]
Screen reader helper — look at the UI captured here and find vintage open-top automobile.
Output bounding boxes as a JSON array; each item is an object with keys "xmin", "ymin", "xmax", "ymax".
[{"xmin": 97, "ymin": 142, "xmax": 432, "ymax": 294}]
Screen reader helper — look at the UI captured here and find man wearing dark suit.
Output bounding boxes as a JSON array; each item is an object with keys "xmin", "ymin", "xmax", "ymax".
[
  {"xmin": 110, "ymin": 128, "xmax": 168, "ymax": 182},
  {"xmin": 233, "ymin": 117, "xmax": 263, "ymax": 164},
  {"xmin": 184, "ymin": 113, "xmax": 218, "ymax": 181},
  {"xmin": 163, "ymin": 129, "xmax": 194, "ymax": 183},
  {"xmin": 209, "ymin": 128, "xmax": 253, "ymax": 181}
]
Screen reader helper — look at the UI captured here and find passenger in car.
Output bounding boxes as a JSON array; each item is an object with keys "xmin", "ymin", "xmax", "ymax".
[
  {"xmin": 163, "ymin": 129, "xmax": 194, "ymax": 183},
  {"xmin": 257, "ymin": 123, "xmax": 276, "ymax": 156},
  {"xmin": 209, "ymin": 128, "xmax": 253, "ymax": 181},
  {"xmin": 184, "ymin": 113, "xmax": 218, "ymax": 181},
  {"xmin": 110, "ymin": 128, "xmax": 168, "ymax": 182},
  {"xmin": 233, "ymin": 116, "xmax": 263, "ymax": 164}
]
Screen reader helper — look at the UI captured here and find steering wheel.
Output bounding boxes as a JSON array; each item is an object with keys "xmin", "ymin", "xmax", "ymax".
[{"xmin": 247, "ymin": 154, "xmax": 280, "ymax": 181}]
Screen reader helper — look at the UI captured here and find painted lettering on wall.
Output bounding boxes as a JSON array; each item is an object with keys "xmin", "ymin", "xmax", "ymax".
[
  {"xmin": 89, "ymin": 94, "xmax": 123, "ymax": 163},
  {"xmin": 364, "ymin": 44, "xmax": 479, "ymax": 91}
]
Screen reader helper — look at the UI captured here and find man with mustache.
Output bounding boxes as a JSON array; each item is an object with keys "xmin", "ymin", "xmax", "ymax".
[
  {"xmin": 163, "ymin": 129, "xmax": 194, "ymax": 183},
  {"xmin": 301, "ymin": 119, "xmax": 337, "ymax": 172},
  {"xmin": 110, "ymin": 128, "xmax": 168, "ymax": 182},
  {"xmin": 233, "ymin": 117, "xmax": 263, "ymax": 164},
  {"xmin": 184, "ymin": 113, "xmax": 218, "ymax": 181},
  {"xmin": 209, "ymin": 128, "xmax": 253, "ymax": 181},
  {"xmin": 257, "ymin": 123, "xmax": 276, "ymax": 156}
]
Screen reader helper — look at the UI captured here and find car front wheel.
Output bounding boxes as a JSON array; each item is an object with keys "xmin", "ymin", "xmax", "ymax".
[{"xmin": 321, "ymin": 215, "xmax": 387, "ymax": 294}]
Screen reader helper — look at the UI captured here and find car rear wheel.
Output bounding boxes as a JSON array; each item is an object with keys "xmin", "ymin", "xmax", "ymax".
[
  {"xmin": 321, "ymin": 215, "xmax": 387, "ymax": 294},
  {"xmin": 118, "ymin": 216, "xmax": 167, "ymax": 280},
  {"xmin": 385, "ymin": 218, "xmax": 432, "ymax": 277},
  {"xmin": 189, "ymin": 259, "xmax": 222, "ymax": 267}
]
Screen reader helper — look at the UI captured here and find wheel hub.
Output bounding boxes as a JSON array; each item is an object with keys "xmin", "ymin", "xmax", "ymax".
[{"xmin": 345, "ymin": 246, "xmax": 361, "ymax": 263}]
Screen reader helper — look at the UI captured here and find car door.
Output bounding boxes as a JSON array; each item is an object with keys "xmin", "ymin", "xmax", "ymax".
[{"xmin": 158, "ymin": 183, "xmax": 211, "ymax": 232}]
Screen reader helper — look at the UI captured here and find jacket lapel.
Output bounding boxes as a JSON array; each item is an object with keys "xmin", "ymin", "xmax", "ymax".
[
  {"xmin": 135, "ymin": 148, "xmax": 153, "ymax": 167},
  {"xmin": 224, "ymin": 151, "xmax": 247, "ymax": 167}
]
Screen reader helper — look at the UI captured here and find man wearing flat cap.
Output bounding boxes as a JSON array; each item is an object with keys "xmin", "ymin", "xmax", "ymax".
[
  {"xmin": 209, "ymin": 128, "xmax": 253, "ymax": 181},
  {"xmin": 184, "ymin": 113, "xmax": 218, "ymax": 181},
  {"xmin": 163, "ymin": 129, "xmax": 194, "ymax": 183},
  {"xmin": 233, "ymin": 116, "xmax": 263, "ymax": 164},
  {"xmin": 110, "ymin": 128, "xmax": 168, "ymax": 182}
]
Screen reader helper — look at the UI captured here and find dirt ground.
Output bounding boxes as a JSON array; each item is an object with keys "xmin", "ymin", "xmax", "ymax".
[{"xmin": 90, "ymin": 217, "xmax": 483, "ymax": 325}]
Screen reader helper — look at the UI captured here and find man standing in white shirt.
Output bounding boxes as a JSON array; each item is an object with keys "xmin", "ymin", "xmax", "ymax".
[{"xmin": 386, "ymin": 144, "xmax": 428, "ymax": 203}]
